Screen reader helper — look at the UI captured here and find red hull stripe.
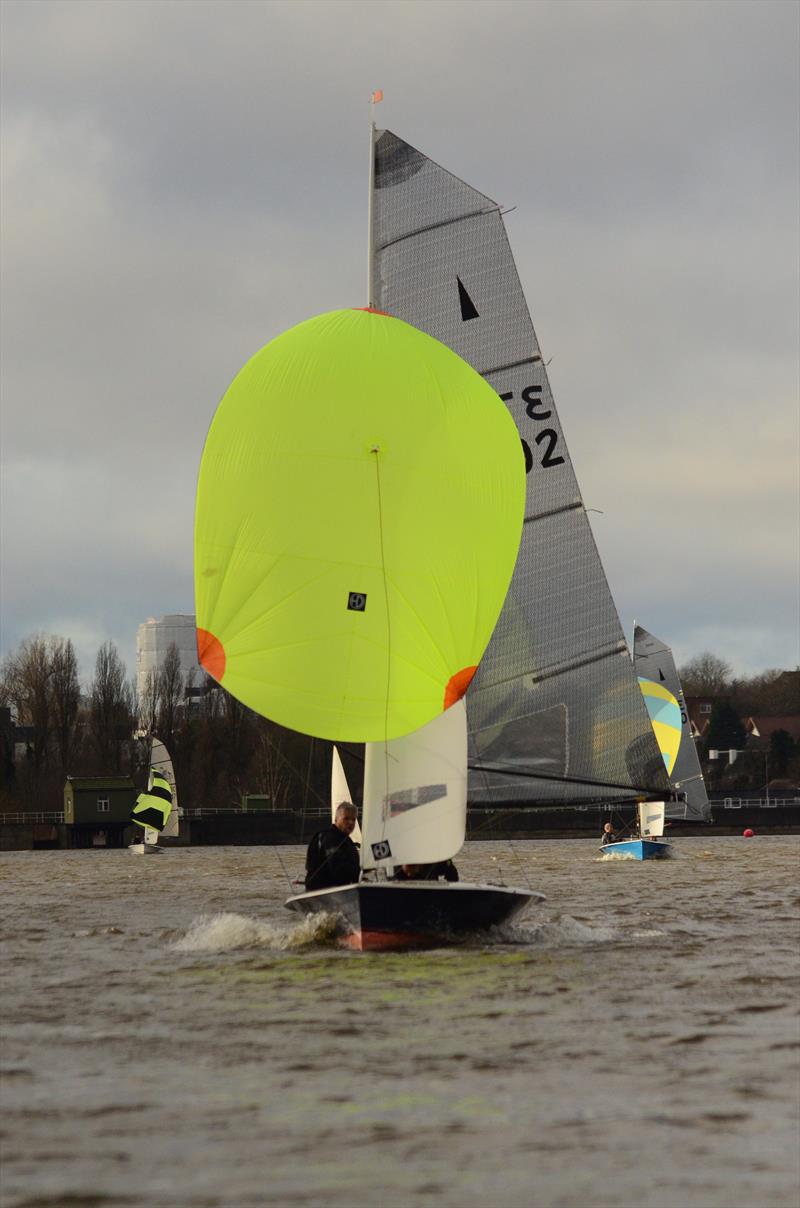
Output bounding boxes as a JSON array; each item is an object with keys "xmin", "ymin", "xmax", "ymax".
[{"xmin": 341, "ymin": 930, "xmax": 435, "ymax": 952}]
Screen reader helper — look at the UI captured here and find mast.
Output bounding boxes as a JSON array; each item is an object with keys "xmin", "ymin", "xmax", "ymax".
[
  {"xmin": 367, "ymin": 120, "xmax": 375, "ymax": 307},
  {"xmin": 367, "ymin": 90, "xmax": 382, "ymax": 307}
]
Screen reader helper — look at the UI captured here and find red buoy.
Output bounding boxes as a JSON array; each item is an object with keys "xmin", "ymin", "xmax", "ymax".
[{"xmin": 743, "ymin": 828, "xmax": 755, "ymax": 838}]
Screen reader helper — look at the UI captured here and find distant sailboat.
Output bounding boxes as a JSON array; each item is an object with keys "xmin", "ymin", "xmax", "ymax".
[
  {"xmin": 128, "ymin": 737, "xmax": 179, "ymax": 855},
  {"xmin": 600, "ymin": 801, "xmax": 672, "ymax": 860},
  {"xmin": 634, "ymin": 625, "xmax": 710, "ymax": 822}
]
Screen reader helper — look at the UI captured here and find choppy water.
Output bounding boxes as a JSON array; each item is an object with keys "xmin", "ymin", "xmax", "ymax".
[{"xmin": 2, "ymin": 837, "xmax": 799, "ymax": 1208}]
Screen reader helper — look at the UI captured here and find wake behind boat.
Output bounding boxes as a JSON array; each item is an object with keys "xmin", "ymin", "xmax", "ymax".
[{"xmin": 286, "ymin": 880, "xmax": 541, "ymax": 951}]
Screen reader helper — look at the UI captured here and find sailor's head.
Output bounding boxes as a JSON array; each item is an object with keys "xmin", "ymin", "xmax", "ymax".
[
  {"xmin": 334, "ymin": 802, "xmax": 357, "ymax": 834},
  {"xmin": 603, "ymin": 822, "xmax": 614, "ymax": 833}
]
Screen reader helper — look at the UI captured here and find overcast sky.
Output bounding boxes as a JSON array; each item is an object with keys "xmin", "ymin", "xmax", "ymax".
[{"xmin": 1, "ymin": 0, "xmax": 798, "ymax": 687}]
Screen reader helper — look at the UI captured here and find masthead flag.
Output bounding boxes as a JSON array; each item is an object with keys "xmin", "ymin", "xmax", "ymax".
[{"xmin": 371, "ymin": 89, "xmax": 383, "ymax": 103}]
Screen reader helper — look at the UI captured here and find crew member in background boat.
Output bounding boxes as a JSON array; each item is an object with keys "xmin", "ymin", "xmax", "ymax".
[
  {"xmin": 305, "ymin": 802, "xmax": 360, "ymax": 891},
  {"xmin": 601, "ymin": 822, "xmax": 617, "ymax": 846},
  {"xmin": 394, "ymin": 860, "xmax": 459, "ymax": 882}
]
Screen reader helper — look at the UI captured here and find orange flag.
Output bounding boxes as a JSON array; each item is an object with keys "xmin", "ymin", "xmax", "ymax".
[{"xmin": 371, "ymin": 89, "xmax": 384, "ymax": 103}]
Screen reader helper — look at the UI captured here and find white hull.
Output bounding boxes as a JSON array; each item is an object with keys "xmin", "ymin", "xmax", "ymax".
[{"xmin": 128, "ymin": 842, "xmax": 162, "ymax": 855}]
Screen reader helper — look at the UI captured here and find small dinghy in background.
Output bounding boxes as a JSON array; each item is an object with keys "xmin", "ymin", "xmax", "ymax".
[
  {"xmin": 128, "ymin": 737, "xmax": 179, "ymax": 855},
  {"xmin": 600, "ymin": 802, "xmax": 672, "ymax": 860}
]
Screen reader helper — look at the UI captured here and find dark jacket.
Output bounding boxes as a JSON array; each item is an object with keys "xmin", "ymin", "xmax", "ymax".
[
  {"xmin": 601, "ymin": 831, "xmax": 616, "ymax": 846},
  {"xmin": 305, "ymin": 825, "xmax": 360, "ymax": 892}
]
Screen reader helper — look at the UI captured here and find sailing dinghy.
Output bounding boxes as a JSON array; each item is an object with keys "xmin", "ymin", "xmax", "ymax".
[
  {"xmin": 128, "ymin": 737, "xmax": 179, "ymax": 855},
  {"xmin": 200, "ymin": 112, "xmax": 681, "ymax": 945},
  {"xmin": 194, "ymin": 142, "xmax": 533, "ymax": 946},
  {"xmin": 600, "ymin": 801, "xmax": 671, "ymax": 859}
]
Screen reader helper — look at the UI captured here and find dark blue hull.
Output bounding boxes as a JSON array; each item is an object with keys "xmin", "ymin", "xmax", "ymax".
[{"xmin": 285, "ymin": 881, "xmax": 542, "ymax": 950}]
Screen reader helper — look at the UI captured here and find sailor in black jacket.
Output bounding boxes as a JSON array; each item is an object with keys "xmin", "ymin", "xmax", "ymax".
[{"xmin": 305, "ymin": 802, "xmax": 360, "ymax": 891}]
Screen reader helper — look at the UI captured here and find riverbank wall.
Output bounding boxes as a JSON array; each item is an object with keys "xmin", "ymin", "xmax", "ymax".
[{"xmin": 1, "ymin": 800, "xmax": 797, "ymax": 851}]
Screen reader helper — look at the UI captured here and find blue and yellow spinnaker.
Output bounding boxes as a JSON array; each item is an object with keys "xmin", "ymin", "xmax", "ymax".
[{"xmin": 638, "ymin": 677, "xmax": 682, "ymax": 776}]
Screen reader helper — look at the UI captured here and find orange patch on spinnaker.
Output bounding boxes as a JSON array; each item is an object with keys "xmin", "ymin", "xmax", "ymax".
[
  {"xmin": 355, "ymin": 307, "xmax": 394, "ymax": 317},
  {"xmin": 197, "ymin": 628, "xmax": 226, "ymax": 682},
  {"xmin": 444, "ymin": 666, "xmax": 477, "ymax": 710}
]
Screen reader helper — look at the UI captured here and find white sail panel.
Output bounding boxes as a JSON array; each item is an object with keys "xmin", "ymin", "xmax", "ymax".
[
  {"xmin": 373, "ymin": 130, "xmax": 670, "ymax": 805},
  {"xmin": 634, "ymin": 626, "xmax": 711, "ymax": 822},
  {"xmin": 638, "ymin": 802, "xmax": 665, "ymax": 836},
  {"xmin": 361, "ymin": 700, "xmax": 467, "ymax": 870},
  {"xmin": 150, "ymin": 737, "xmax": 180, "ymax": 837},
  {"xmin": 331, "ymin": 745, "xmax": 362, "ymax": 844}
]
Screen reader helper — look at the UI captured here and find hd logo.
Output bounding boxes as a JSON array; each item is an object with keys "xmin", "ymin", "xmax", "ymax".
[
  {"xmin": 348, "ymin": 591, "xmax": 367, "ymax": 611},
  {"xmin": 371, "ymin": 840, "xmax": 392, "ymax": 861}
]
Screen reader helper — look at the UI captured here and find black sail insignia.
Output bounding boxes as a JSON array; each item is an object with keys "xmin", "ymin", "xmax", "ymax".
[
  {"xmin": 457, "ymin": 277, "xmax": 480, "ymax": 321},
  {"xmin": 372, "ymin": 129, "xmax": 670, "ymax": 805}
]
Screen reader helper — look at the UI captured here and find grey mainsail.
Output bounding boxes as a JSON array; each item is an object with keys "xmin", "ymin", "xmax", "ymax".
[
  {"xmin": 633, "ymin": 625, "xmax": 711, "ymax": 822},
  {"xmin": 372, "ymin": 129, "xmax": 670, "ymax": 805}
]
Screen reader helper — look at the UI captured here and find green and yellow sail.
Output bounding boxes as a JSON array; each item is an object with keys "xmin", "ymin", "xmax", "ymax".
[{"xmin": 130, "ymin": 769, "xmax": 173, "ymax": 832}]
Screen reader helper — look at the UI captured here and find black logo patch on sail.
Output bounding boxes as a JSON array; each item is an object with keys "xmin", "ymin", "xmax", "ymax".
[
  {"xmin": 371, "ymin": 840, "xmax": 392, "ymax": 861},
  {"xmin": 457, "ymin": 276, "xmax": 479, "ymax": 321},
  {"xmin": 347, "ymin": 591, "xmax": 367, "ymax": 611}
]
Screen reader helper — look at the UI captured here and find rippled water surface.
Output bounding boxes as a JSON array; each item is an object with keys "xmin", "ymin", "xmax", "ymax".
[{"xmin": 2, "ymin": 837, "xmax": 799, "ymax": 1208}]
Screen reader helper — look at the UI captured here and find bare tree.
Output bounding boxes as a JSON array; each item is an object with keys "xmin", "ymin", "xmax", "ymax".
[
  {"xmin": 49, "ymin": 637, "xmax": 80, "ymax": 776},
  {"xmin": 218, "ymin": 690, "xmax": 258, "ymax": 804},
  {"xmin": 251, "ymin": 719, "xmax": 301, "ymax": 809},
  {"xmin": 1, "ymin": 636, "xmax": 53, "ymax": 774},
  {"xmin": 679, "ymin": 652, "xmax": 732, "ymax": 696},
  {"xmin": 139, "ymin": 667, "xmax": 160, "ymax": 735},
  {"xmin": 157, "ymin": 642, "xmax": 184, "ymax": 747},
  {"xmin": 89, "ymin": 642, "xmax": 133, "ymax": 771}
]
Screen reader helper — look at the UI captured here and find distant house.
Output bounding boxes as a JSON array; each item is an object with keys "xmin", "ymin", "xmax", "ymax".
[
  {"xmin": 685, "ymin": 695, "xmax": 720, "ymax": 738},
  {"xmin": 744, "ymin": 716, "xmax": 800, "ymax": 748},
  {"xmin": 64, "ymin": 777, "xmax": 136, "ymax": 825}
]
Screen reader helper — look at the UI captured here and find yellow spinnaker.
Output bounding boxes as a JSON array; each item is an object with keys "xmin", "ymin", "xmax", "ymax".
[{"xmin": 194, "ymin": 308, "xmax": 525, "ymax": 741}]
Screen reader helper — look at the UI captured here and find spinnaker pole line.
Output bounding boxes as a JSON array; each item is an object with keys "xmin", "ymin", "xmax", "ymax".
[
  {"xmin": 466, "ymin": 760, "xmax": 677, "ymax": 801},
  {"xmin": 272, "ymin": 845, "xmax": 297, "ymax": 892}
]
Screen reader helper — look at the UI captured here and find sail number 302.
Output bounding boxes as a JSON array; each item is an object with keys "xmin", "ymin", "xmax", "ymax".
[{"xmin": 500, "ymin": 385, "xmax": 565, "ymax": 473}]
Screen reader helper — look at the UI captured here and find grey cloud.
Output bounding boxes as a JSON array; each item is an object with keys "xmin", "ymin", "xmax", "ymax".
[{"xmin": 1, "ymin": 0, "xmax": 798, "ymax": 680}]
